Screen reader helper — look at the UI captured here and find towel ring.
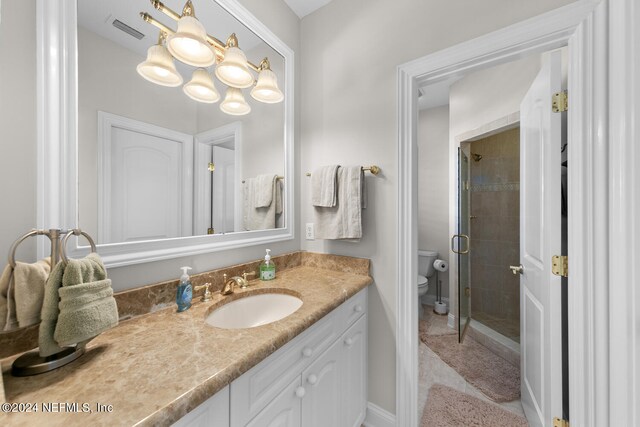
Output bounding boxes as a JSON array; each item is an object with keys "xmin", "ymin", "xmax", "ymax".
[
  {"xmin": 60, "ymin": 229, "xmax": 97, "ymax": 264},
  {"xmin": 8, "ymin": 229, "xmax": 49, "ymax": 268}
]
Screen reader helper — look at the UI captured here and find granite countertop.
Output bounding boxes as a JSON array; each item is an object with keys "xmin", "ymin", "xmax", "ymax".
[{"xmin": 0, "ymin": 265, "xmax": 372, "ymax": 426}]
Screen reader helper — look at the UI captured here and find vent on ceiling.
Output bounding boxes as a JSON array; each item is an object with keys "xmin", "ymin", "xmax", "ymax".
[{"xmin": 112, "ymin": 19, "xmax": 145, "ymax": 40}]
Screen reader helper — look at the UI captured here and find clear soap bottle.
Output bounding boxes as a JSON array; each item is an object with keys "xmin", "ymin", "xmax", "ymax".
[
  {"xmin": 176, "ymin": 266, "xmax": 193, "ymax": 312},
  {"xmin": 260, "ymin": 249, "xmax": 276, "ymax": 281}
]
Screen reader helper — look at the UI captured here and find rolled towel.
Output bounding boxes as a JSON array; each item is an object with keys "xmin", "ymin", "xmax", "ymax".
[
  {"xmin": 54, "ymin": 280, "xmax": 118, "ymax": 347},
  {"xmin": 311, "ymin": 165, "xmax": 340, "ymax": 207},
  {"xmin": 38, "ymin": 262, "xmax": 65, "ymax": 357},
  {"xmin": 53, "ymin": 253, "xmax": 118, "ymax": 348},
  {"xmin": 0, "ymin": 265, "xmax": 14, "ymax": 331},
  {"xmin": 14, "ymin": 257, "xmax": 51, "ymax": 327}
]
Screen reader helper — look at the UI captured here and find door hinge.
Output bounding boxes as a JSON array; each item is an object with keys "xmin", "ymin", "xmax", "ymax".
[
  {"xmin": 552, "ymin": 90, "xmax": 568, "ymax": 113},
  {"xmin": 464, "ymin": 287, "xmax": 471, "ymax": 297},
  {"xmin": 553, "ymin": 417, "xmax": 569, "ymax": 427},
  {"xmin": 552, "ymin": 255, "xmax": 568, "ymax": 277},
  {"xmin": 208, "ymin": 162, "xmax": 215, "ymax": 172}
]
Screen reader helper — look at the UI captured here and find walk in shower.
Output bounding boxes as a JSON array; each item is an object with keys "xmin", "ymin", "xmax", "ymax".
[{"xmin": 456, "ymin": 126, "xmax": 521, "ymax": 345}]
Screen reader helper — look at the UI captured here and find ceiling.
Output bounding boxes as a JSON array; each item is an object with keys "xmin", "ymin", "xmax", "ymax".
[
  {"xmin": 78, "ymin": 0, "xmax": 265, "ymax": 62},
  {"xmin": 418, "ymin": 75, "xmax": 463, "ymax": 110},
  {"xmin": 283, "ymin": 0, "xmax": 334, "ymax": 19}
]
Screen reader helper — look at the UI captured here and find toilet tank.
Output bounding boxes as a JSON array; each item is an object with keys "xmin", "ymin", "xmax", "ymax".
[{"xmin": 418, "ymin": 250, "xmax": 439, "ymax": 278}]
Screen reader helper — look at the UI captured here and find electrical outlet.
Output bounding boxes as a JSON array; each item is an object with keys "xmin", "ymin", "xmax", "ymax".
[{"xmin": 305, "ymin": 223, "xmax": 315, "ymax": 240}]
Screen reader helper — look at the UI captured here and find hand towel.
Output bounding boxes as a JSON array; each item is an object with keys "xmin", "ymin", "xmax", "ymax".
[
  {"xmin": 244, "ymin": 176, "xmax": 283, "ymax": 230},
  {"xmin": 14, "ymin": 257, "xmax": 51, "ymax": 327},
  {"xmin": 254, "ymin": 174, "xmax": 277, "ymax": 208},
  {"xmin": 313, "ymin": 166, "xmax": 365, "ymax": 240},
  {"xmin": 311, "ymin": 165, "xmax": 340, "ymax": 207},
  {"xmin": 54, "ymin": 253, "xmax": 118, "ymax": 348},
  {"xmin": 0, "ymin": 265, "xmax": 14, "ymax": 331},
  {"xmin": 39, "ymin": 261, "xmax": 65, "ymax": 357}
]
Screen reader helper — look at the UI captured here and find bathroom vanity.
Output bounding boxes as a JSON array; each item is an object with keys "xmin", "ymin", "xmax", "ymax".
[{"xmin": 0, "ymin": 256, "xmax": 371, "ymax": 426}]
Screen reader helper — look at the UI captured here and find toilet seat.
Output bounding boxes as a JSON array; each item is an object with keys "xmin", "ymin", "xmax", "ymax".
[{"xmin": 418, "ymin": 275, "xmax": 428, "ymax": 287}]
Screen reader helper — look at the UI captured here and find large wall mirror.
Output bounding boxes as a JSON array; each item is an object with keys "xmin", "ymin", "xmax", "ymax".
[{"xmin": 38, "ymin": 0, "xmax": 294, "ymax": 267}]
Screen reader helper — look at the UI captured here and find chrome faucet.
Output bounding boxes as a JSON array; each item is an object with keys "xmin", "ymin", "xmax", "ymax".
[{"xmin": 221, "ymin": 272, "xmax": 256, "ymax": 295}]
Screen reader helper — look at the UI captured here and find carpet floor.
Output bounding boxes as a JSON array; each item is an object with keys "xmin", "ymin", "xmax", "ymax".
[
  {"xmin": 421, "ymin": 384, "xmax": 528, "ymax": 427},
  {"xmin": 419, "ymin": 316, "xmax": 520, "ymax": 402}
]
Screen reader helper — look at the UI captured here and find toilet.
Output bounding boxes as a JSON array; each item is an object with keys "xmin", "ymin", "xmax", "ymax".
[{"xmin": 418, "ymin": 250, "xmax": 439, "ymax": 319}]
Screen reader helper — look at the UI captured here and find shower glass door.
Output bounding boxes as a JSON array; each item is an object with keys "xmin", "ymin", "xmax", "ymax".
[{"xmin": 457, "ymin": 149, "xmax": 471, "ymax": 342}]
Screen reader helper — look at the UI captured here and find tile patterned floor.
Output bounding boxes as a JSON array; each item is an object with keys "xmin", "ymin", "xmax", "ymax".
[{"xmin": 418, "ymin": 306, "xmax": 526, "ymax": 422}]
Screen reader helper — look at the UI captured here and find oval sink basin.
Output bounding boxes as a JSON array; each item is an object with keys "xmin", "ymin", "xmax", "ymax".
[{"xmin": 206, "ymin": 293, "xmax": 303, "ymax": 329}]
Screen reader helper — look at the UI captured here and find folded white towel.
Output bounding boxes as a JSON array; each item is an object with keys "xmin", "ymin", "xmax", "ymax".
[
  {"xmin": 254, "ymin": 174, "xmax": 277, "ymax": 208},
  {"xmin": 243, "ymin": 177, "xmax": 283, "ymax": 230},
  {"xmin": 14, "ymin": 257, "xmax": 51, "ymax": 328},
  {"xmin": 311, "ymin": 165, "xmax": 340, "ymax": 207},
  {"xmin": 314, "ymin": 166, "xmax": 365, "ymax": 240}
]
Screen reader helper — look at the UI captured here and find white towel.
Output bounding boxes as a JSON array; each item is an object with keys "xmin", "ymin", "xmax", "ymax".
[
  {"xmin": 254, "ymin": 174, "xmax": 277, "ymax": 208},
  {"xmin": 311, "ymin": 165, "xmax": 340, "ymax": 207},
  {"xmin": 244, "ymin": 177, "xmax": 283, "ymax": 230},
  {"xmin": 314, "ymin": 166, "xmax": 365, "ymax": 240}
]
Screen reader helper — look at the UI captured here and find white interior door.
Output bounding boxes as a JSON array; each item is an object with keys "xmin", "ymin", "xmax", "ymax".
[
  {"xmin": 519, "ymin": 50, "xmax": 563, "ymax": 426},
  {"xmin": 99, "ymin": 112, "xmax": 193, "ymax": 243},
  {"xmin": 211, "ymin": 146, "xmax": 235, "ymax": 234}
]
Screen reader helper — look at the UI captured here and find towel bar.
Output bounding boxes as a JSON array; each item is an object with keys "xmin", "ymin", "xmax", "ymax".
[
  {"xmin": 242, "ymin": 175, "xmax": 284, "ymax": 184},
  {"xmin": 305, "ymin": 165, "xmax": 380, "ymax": 177}
]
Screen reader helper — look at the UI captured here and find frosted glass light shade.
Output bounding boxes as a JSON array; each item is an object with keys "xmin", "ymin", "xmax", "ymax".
[
  {"xmin": 183, "ymin": 68, "xmax": 220, "ymax": 103},
  {"xmin": 215, "ymin": 47, "xmax": 253, "ymax": 88},
  {"xmin": 220, "ymin": 87, "xmax": 251, "ymax": 115},
  {"xmin": 136, "ymin": 44, "xmax": 183, "ymax": 87},
  {"xmin": 167, "ymin": 16, "xmax": 216, "ymax": 67},
  {"xmin": 251, "ymin": 68, "xmax": 284, "ymax": 103}
]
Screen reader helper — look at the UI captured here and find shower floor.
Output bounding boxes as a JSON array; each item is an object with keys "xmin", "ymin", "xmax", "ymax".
[{"xmin": 473, "ymin": 312, "xmax": 520, "ymax": 343}]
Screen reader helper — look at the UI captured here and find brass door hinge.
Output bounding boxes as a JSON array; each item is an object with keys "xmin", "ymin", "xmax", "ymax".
[
  {"xmin": 553, "ymin": 417, "xmax": 569, "ymax": 427},
  {"xmin": 552, "ymin": 91, "xmax": 568, "ymax": 113},
  {"xmin": 552, "ymin": 255, "xmax": 568, "ymax": 277},
  {"xmin": 208, "ymin": 162, "xmax": 215, "ymax": 172},
  {"xmin": 464, "ymin": 287, "xmax": 471, "ymax": 297}
]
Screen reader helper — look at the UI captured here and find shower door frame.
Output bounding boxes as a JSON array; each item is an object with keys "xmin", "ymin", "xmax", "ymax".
[{"xmin": 396, "ymin": 1, "xmax": 614, "ymax": 426}]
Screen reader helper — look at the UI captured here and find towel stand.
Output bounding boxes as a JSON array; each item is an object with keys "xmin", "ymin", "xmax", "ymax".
[
  {"xmin": 7, "ymin": 228, "xmax": 97, "ymax": 377},
  {"xmin": 305, "ymin": 165, "xmax": 380, "ymax": 177}
]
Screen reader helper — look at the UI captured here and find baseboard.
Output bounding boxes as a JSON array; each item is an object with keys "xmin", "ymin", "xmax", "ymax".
[
  {"xmin": 421, "ymin": 295, "xmax": 449, "ymax": 307},
  {"xmin": 363, "ymin": 402, "xmax": 395, "ymax": 427},
  {"xmin": 447, "ymin": 313, "xmax": 455, "ymax": 329}
]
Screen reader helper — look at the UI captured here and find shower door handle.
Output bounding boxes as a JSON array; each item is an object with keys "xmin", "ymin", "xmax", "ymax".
[
  {"xmin": 509, "ymin": 264, "xmax": 524, "ymax": 275},
  {"xmin": 451, "ymin": 234, "xmax": 470, "ymax": 254}
]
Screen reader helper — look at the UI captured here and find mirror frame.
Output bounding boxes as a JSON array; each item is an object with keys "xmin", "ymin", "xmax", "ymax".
[{"xmin": 36, "ymin": 0, "xmax": 295, "ymax": 267}]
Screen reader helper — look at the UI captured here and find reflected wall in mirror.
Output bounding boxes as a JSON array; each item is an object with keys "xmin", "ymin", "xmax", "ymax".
[{"xmin": 77, "ymin": 0, "xmax": 286, "ymax": 245}]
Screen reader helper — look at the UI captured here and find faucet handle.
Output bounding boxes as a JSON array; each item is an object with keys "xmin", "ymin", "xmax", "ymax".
[
  {"xmin": 194, "ymin": 282, "xmax": 212, "ymax": 302},
  {"xmin": 242, "ymin": 271, "xmax": 256, "ymax": 281}
]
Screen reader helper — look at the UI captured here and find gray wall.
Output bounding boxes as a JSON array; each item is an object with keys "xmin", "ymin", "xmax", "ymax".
[{"xmin": 299, "ymin": 0, "xmax": 575, "ymax": 413}]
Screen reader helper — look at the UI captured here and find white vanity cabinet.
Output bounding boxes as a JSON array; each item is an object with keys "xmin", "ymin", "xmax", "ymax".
[
  {"xmin": 233, "ymin": 287, "xmax": 368, "ymax": 427},
  {"xmin": 173, "ymin": 288, "xmax": 368, "ymax": 427}
]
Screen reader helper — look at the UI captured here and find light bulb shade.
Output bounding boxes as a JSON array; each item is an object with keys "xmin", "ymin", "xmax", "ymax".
[
  {"xmin": 136, "ymin": 44, "xmax": 183, "ymax": 87},
  {"xmin": 183, "ymin": 68, "xmax": 220, "ymax": 103},
  {"xmin": 167, "ymin": 16, "xmax": 216, "ymax": 67},
  {"xmin": 215, "ymin": 47, "xmax": 254, "ymax": 88},
  {"xmin": 251, "ymin": 68, "xmax": 284, "ymax": 103},
  {"xmin": 220, "ymin": 87, "xmax": 251, "ymax": 115}
]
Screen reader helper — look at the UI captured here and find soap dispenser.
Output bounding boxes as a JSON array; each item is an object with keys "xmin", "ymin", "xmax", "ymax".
[
  {"xmin": 259, "ymin": 249, "xmax": 276, "ymax": 281},
  {"xmin": 176, "ymin": 266, "xmax": 193, "ymax": 312}
]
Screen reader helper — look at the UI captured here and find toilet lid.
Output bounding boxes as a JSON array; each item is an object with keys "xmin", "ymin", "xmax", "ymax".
[{"xmin": 418, "ymin": 275, "xmax": 428, "ymax": 286}]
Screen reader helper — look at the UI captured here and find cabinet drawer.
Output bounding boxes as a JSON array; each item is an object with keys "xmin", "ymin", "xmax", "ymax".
[
  {"xmin": 337, "ymin": 287, "xmax": 367, "ymax": 328},
  {"xmin": 230, "ymin": 312, "xmax": 339, "ymax": 426}
]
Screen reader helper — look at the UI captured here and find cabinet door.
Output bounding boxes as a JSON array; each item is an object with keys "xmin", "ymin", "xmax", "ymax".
[
  {"xmin": 245, "ymin": 376, "xmax": 302, "ymax": 427},
  {"xmin": 301, "ymin": 338, "xmax": 343, "ymax": 427},
  {"xmin": 172, "ymin": 386, "xmax": 229, "ymax": 427},
  {"xmin": 341, "ymin": 315, "xmax": 367, "ymax": 427}
]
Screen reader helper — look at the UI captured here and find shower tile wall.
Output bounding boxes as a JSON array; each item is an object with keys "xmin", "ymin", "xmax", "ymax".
[{"xmin": 469, "ymin": 127, "xmax": 520, "ymax": 342}]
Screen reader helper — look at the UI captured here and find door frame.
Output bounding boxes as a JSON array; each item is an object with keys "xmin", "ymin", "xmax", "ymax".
[
  {"xmin": 97, "ymin": 111, "xmax": 194, "ymax": 243},
  {"xmin": 194, "ymin": 122, "xmax": 243, "ymax": 234},
  {"xmin": 396, "ymin": 1, "xmax": 611, "ymax": 426}
]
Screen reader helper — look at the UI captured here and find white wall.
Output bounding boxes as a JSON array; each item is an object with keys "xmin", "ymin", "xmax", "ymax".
[
  {"xmin": 0, "ymin": 0, "xmax": 37, "ymax": 271},
  {"xmin": 418, "ymin": 105, "xmax": 450, "ymax": 298},
  {"xmin": 299, "ymin": 0, "xmax": 576, "ymax": 413}
]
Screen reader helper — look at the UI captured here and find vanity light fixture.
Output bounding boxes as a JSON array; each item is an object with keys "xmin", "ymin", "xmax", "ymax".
[
  {"xmin": 220, "ymin": 87, "xmax": 251, "ymax": 116},
  {"xmin": 136, "ymin": 32, "xmax": 183, "ymax": 87},
  {"xmin": 138, "ymin": 0, "xmax": 283, "ymax": 115},
  {"xmin": 183, "ymin": 68, "xmax": 220, "ymax": 103}
]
